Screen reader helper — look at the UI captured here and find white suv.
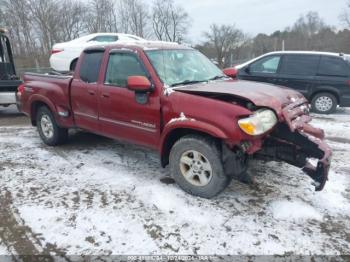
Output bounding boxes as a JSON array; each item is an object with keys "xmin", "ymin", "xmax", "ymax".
[{"xmin": 49, "ymin": 33, "xmax": 145, "ymax": 72}]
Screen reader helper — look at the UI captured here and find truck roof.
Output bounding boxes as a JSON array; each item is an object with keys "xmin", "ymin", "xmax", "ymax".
[{"xmin": 84, "ymin": 40, "xmax": 192, "ymax": 53}]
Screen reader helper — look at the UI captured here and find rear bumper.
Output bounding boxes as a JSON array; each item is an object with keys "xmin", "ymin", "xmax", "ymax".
[
  {"xmin": 0, "ymin": 92, "xmax": 16, "ymax": 105},
  {"xmin": 256, "ymin": 97, "xmax": 332, "ymax": 191},
  {"xmin": 339, "ymin": 95, "xmax": 350, "ymax": 107}
]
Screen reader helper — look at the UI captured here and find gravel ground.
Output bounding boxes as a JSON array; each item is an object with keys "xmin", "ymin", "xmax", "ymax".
[{"xmin": 0, "ymin": 105, "xmax": 349, "ymax": 257}]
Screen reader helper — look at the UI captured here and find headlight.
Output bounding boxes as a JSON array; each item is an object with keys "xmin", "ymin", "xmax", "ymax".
[{"xmin": 238, "ymin": 109, "xmax": 277, "ymax": 136}]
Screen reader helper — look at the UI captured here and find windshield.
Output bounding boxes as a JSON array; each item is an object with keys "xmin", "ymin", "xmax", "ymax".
[{"xmin": 145, "ymin": 49, "xmax": 225, "ymax": 87}]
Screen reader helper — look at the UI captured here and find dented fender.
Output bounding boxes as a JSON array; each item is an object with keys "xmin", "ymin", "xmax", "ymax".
[{"xmin": 159, "ymin": 118, "xmax": 229, "ymax": 156}]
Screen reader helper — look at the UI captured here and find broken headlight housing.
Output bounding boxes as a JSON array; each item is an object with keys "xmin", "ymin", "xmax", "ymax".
[{"xmin": 238, "ymin": 109, "xmax": 278, "ymax": 136}]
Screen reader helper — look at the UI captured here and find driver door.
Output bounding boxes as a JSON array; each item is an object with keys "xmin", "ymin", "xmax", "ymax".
[{"xmin": 98, "ymin": 50, "xmax": 161, "ymax": 148}]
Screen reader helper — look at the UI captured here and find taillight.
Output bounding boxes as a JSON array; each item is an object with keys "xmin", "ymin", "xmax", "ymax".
[
  {"xmin": 347, "ymin": 80, "xmax": 350, "ymax": 86},
  {"xmin": 51, "ymin": 48, "xmax": 63, "ymax": 54},
  {"xmin": 17, "ymin": 84, "xmax": 25, "ymax": 94}
]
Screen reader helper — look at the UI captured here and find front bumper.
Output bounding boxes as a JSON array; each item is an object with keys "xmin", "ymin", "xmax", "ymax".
[{"xmin": 256, "ymin": 97, "xmax": 332, "ymax": 191}]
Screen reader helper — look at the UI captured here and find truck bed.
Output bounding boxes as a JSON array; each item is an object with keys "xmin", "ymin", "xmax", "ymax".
[
  {"xmin": 21, "ymin": 73, "xmax": 74, "ymax": 123},
  {"xmin": 23, "ymin": 72, "xmax": 72, "ymax": 83}
]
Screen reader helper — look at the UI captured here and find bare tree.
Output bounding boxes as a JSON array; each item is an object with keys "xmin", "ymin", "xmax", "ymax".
[
  {"xmin": 58, "ymin": 0, "xmax": 88, "ymax": 41},
  {"xmin": 27, "ymin": 0, "xmax": 63, "ymax": 54},
  {"xmin": 203, "ymin": 24, "xmax": 244, "ymax": 68},
  {"xmin": 0, "ymin": 0, "xmax": 37, "ymax": 57},
  {"xmin": 340, "ymin": 0, "xmax": 350, "ymax": 28},
  {"xmin": 85, "ymin": 0, "xmax": 118, "ymax": 33},
  {"xmin": 290, "ymin": 11, "xmax": 330, "ymax": 50},
  {"xmin": 118, "ymin": 0, "xmax": 151, "ymax": 38},
  {"xmin": 293, "ymin": 11, "xmax": 327, "ymax": 37},
  {"xmin": 152, "ymin": 0, "xmax": 189, "ymax": 42}
]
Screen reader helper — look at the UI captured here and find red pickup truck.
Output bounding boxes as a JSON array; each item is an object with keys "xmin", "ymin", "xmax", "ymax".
[{"xmin": 17, "ymin": 42, "xmax": 332, "ymax": 198}]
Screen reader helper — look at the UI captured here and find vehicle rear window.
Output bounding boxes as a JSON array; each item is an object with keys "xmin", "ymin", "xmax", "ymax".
[
  {"xmin": 318, "ymin": 56, "xmax": 349, "ymax": 77},
  {"xmin": 79, "ymin": 51, "xmax": 104, "ymax": 83},
  {"xmin": 105, "ymin": 52, "xmax": 147, "ymax": 87},
  {"xmin": 279, "ymin": 55, "xmax": 319, "ymax": 76},
  {"xmin": 90, "ymin": 35, "xmax": 118, "ymax": 42}
]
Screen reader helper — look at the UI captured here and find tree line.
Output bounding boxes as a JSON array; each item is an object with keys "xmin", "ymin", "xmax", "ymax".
[
  {"xmin": 198, "ymin": 10, "xmax": 350, "ymax": 68},
  {"xmin": 0, "ymin": 0, "xmax": 190, "ymax": 68},
  {"xmin": 0, "ymin": 0, "xmax": 350, "ymax": 69}
]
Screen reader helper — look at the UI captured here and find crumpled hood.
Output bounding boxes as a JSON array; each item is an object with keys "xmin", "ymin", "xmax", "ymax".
[{"xmin": 175, "ymin": 79, "xmax": 304, "ymax": 115}]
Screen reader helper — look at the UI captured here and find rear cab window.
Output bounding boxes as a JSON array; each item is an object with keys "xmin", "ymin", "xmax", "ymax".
[
  {"xmin": 317, "ymin": 56, "xmax": 350, "ymax": 77},
  {"xmin": 79, "ymin": 50, "xmax": 104, "ymax": 83},
  {"xmin": 279, "ymin": 55, "xmax": 319, "ymax": 76}
]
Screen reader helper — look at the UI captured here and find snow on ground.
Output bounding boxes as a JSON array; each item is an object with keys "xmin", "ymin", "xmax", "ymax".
[
  {"xmin": 0, "ymin": 109, "xmax": 349, "ymax": 256},
  {"xmin": 0, "ymin": 243, "xmax": 9, "ymax": 255}
]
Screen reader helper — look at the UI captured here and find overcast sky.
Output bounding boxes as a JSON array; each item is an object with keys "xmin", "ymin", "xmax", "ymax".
[{"xmin": 174, "ymin": 0, "xmax": 347, "ymax": 43}]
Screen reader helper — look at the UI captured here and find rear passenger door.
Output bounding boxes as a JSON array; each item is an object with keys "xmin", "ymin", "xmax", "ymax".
[
  {"xmin": 315, "ymin": 56, "xmax": 350, "ymax": 106},
  {"xmin": 238, "ymin": 55, "xmax": 282, "ymax": 84},
  {"xmin": 70, "ymin": 50, "xmax": 104, "ymax": 131},
  {"xmin": 276, "ymin": 54, "xmax": 320, "ymax": 97}
]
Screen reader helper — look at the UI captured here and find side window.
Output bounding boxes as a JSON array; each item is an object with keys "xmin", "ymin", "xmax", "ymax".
[
  {"xmin": 105, "ymin": 52, "xmax": 147, "ymax": 87},
  {"xmin": 79, "ymin": 51, "xmax": 104, "ymax": 83},
  {"xmin": 279, "ymin": 55, "xmax": 319, "ymax": 76},
  {"xmin": 318, "ymin": 56, "xmax": 349, "ymax": 77},
  {"xmin": 90, "ymin": 35, "xmax": 118, "ymax": 42},
  {"xmin": 249, "ymin": 56, "xmax": 281, "ymax": 74}
]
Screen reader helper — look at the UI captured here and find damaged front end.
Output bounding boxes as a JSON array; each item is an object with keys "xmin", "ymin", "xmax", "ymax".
[{"xmin": 255, "ymin": 97, "xmax": 332, "ymax": 191}]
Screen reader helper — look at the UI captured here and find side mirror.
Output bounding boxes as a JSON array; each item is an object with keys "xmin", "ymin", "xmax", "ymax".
[
  {"xmin": 223, "ymin": 68, "xmax": 238, "ymax": 78},
  {"xmin": 127, "ymin": 76, "xmax": 152, "ymax": 92}
]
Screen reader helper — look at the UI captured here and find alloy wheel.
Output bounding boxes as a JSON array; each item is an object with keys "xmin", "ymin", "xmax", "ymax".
[{"xmin": 179, "ymin": 150, "xmax": 213, "ymax": 187}]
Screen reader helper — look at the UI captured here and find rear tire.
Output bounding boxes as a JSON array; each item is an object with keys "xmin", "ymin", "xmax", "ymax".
[
  {"xmin": 169, "ymin": 135, "xmax": 230, "ymax": 199},
  {"xmin": 36, "ymin": 106, "xmax": 68, "ymax": 146},
  {"xmin": 311, "ymin": 92, "xmax": 337, "ymax": 114}
]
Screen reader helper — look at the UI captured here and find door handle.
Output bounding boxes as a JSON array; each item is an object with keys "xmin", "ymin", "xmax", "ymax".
[
  {"xmin": 101, "ymin": 93, "xmax": 110, "ymax": 98},
  {"xmin": 88, "ymin": 90, "xmax": 95, "ymax": 95}
]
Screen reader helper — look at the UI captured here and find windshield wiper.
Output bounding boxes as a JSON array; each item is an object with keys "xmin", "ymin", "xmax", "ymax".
[
  {"xmin": 170, "ymin": 80, "xmax": 208, "ymax": 87},
  {"xmin": 208, "ymin": 75, "xmax": 228, "ymax": 81}
]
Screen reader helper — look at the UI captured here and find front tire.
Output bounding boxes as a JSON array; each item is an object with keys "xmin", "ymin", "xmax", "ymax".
[
  {"xmin": 36, "ymin": 106, "xmax": 68, "ymax": 146},
  {"xmin": 311, "ymin": 92, "xmax": 337, "ymax": 114},
  {"xmin": 169, "ymin": 135, "xmax": 230, "ymax": 198}
]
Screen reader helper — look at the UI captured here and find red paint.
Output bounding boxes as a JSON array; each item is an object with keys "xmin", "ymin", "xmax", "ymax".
[
  {"xmin": 127, "ymin": 76, "xmax": 152, "ymax": 92},
  {"xmin": 51, "ymin": 49, "xmax": 63, "ymax": 54},
  {"xmin": 17, "ymin": 84, "xmax": 25, "ymax": 94},
  {"xmin": 223, "ymin": 67, "xmax": 238, "ymax": 78},
  {"xmin": 18, "ymin": 42, "xmax": 332, "ymax": 191}
]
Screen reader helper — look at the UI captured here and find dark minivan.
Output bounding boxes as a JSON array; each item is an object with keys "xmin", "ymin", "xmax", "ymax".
[{"xmin": 236, "ymin": 51, "xmax": 350, "ymax": 114}]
